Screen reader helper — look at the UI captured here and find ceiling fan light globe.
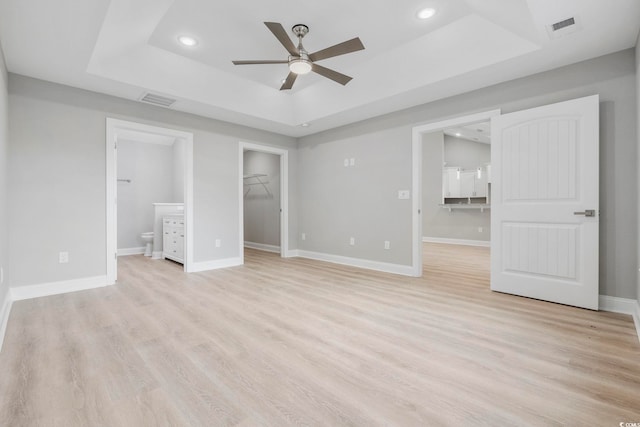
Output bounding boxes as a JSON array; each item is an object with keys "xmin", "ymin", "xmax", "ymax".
[{"xmin": 289, "ymin": 59, "xmax": 312, "ymax": 75}]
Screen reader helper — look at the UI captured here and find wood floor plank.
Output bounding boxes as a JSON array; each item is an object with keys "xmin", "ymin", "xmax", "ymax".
[{"xmin": 0, "ymin": 243, "xmax": 639, "ymax": 426}]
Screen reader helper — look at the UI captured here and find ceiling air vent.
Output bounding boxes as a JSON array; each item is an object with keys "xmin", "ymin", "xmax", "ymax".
[
  {"xmin": 547, "ymin": 16, "xmax": 581, "ymax": 39},
  {"xmin": 551, "ymin": 17, "xmax": 575, "ymax": 32},
  {"xmin": 139, "ymin": 92, "xmax": 176, "ymax": 108}
]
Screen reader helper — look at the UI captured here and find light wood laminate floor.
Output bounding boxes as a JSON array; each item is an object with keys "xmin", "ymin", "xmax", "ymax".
[{"xmin": 1, "ymin": 244, "xmax": 639, "ymax": 426}]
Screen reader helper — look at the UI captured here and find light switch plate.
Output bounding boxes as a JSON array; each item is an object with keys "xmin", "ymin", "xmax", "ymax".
[
  {"xmin": 215, "ymin": 239, "xmax": 221, "ymax": 248},
  {"xmin": 59, "ymin": 252, "xmax": 69, "ymax": 263}
]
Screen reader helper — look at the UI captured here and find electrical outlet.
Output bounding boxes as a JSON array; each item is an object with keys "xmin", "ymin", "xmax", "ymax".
[
  {"xmin": 301, "ymin": 233, "xmax": 306, "ymax": 241},
  {"xmin": 384, "ymin": 241, "xmax": 390, "ymax": 250},
  {"xmin": 478, "ymin": 227, "xmax": 483, "ymax": 233},
  {"xmin": 398, "ymin": 190, "xmax": 410, "ymax": 199},
  {"xmin": 349, "ymin": 158, "xmax": 355, "ymax": 166},
  {"xmin": 215, "ymin": 239, "xmax": 221, "ymax": 248},
  {"xmin": 59, "ymin": 251, "xmax": 69, "ymax": 264},
  {"xmin": 349, "ymin": 237, "xmax": 355, "ymax": 246},
  {"xmin": 344, "ymin": 158, "xmax": 349, "ymax": 167}
]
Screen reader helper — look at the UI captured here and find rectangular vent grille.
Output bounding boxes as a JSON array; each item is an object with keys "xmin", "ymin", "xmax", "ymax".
[
  {"xmin": 139, "ymin": 93, "xmax": 176, "ymax": 107},
  {"xmin": 551, "ymin": 17, "xmax": 575, "ymax": 32}
]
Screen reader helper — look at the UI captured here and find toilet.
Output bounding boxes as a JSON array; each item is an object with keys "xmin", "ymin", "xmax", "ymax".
[{"xmin": 140, "ymin": 232, "xmax": 154, "ymax": 257}]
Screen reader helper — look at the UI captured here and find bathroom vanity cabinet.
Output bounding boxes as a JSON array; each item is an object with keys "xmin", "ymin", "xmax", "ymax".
[{"xmin": 162, "ymin": 215, "xmax": 184, "ymax": 264}]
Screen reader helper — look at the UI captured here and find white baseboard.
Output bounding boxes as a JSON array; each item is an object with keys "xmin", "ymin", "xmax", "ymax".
[
  {"xmin": 188, "ymin": 257, "xmax": 242, "ymax": 273},
  {"xmin": 296, "ymin": 250, "xmax": 414, "ymax": 276},
  {"xmin": 0, "ymin": 292, "xmax": 12, "ymax": 353},
  {"xmin": 151, "ymin": 251, "xmax": 163, "ymax": 260},
  {"xmin": 599, "ymin": 295, "xmax": 640, "ymax": 343},
  {"xmin": 117, "ymin": 247, "xmax": 145, "ymax": 256},
  {"xmin": 284, "ymin": 249, "xmax": 300, "ymax": 258},
  {"xmin": 10, "ymin": 275, "xmax": 111, "ymax": 301},
  {"xmin": 423, "ymin": 237, "xmax": 490, "ymax": 247},
  {"xmin": 244, "ymin": 241, "xmax": 281, "ymax": 253}
]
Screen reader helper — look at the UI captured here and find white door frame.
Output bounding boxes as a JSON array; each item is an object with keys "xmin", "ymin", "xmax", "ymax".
[
  {"xmin": 106, "ymin": 118, "xmax": 194, "ymax": 284},
  {"xmin": 239, "ymin": 142, "xmax": 290, "ymax": 263},
  {"xmin": 411, "ymin": 109, "xmax": 501, "ymax": 277}
]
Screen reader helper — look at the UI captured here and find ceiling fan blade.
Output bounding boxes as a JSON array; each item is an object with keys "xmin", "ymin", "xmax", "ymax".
[
  {"xmin": 309, "ymin": 37, "xmax": 365, "ymax": 62},
  {"xmin": 311, "ymin": 64, "xmax": 353, "ymax": 86},
  {"xmin": 264, "ymin": 22, "xmax": 298, "ymax": 56},
  {"xmin": 232, "ymin": 60, "xmax": 288, "ymax": 65},
  {"xmin": 280, "ymin": 72, "xmax": 297, "ymax": 90}
]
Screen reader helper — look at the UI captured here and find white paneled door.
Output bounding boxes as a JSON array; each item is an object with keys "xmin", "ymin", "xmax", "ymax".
[{"xmin": 490, "ymin": 95, "xmax": 599, "ymax": 310}]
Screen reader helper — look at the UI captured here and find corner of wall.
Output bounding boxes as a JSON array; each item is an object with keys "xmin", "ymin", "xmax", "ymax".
[
  {"xmin": 636, "ymin": 32, "xmax": 640, "ymax": 308},
  {"xmin": 0, "ymin": 32, "xmax": 10, "ymax": 352}
]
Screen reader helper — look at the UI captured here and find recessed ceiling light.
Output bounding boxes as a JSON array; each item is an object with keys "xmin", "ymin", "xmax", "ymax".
[
  {"xmin": 455, "ymin": 132, "xmax": 461, "ymax": 137},
  {"xmin": 178, "ymin": 36, "xmax": 198, "ymax": 47},
  {"xmin": 301, "ymin": 123, "xmax": 310, "ymax": 127},
  {"xmin": 417, "ymin": 8, "xmax": 436, "ymax": 20}
]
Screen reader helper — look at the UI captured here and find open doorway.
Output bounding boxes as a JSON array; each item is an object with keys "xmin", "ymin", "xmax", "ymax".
[
  {"xmin": 411, "ymin": 110, "xmax": 500, "ymax": 276},
  {"xmin": 239, "ymin": 142, "xmax": 289, "ymax": 264},
  {"xmin": 106, "ymin": 119, "xmax": 194, "ymax": 283},
  {"xmin": 422, "ymin": 124, "xmax": 491, "ymax": 247}
]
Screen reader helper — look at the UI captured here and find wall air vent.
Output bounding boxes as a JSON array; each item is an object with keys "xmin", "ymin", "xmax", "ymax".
[
  {"xmin": 139, "ymin": 92, "xmax": 176, "ymax": 108},
  {"xmin": 546, "ymin": 16, "xmax": 581, "ymax": 39}
]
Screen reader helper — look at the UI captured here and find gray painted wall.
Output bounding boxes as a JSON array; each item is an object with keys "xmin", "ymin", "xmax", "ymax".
[
  {"xmin": 173, "ymin": 139, "xmax": 185, "ymax": 202},
  {"xmin": 637, "ymin": 36, "xmax": 640, "ymax": 304},
  {"xmin": 243, "ymin": 151, "xmax": 280, "ymax": 247},
  {"xmin": 8, "ymin": 75, "xmax": 296, "ymax": 287},
  {"xmin": 423, "ymin": 134, "xmax": 491, "ymax": 241},
  {"xmin": 0, "ymin": 44, "xmax": 8, "ymax": 311},
  {"xmin": 298, "ymin": 126, "xmax": 413, "ymax": 265},
  {"xmin": 117, "ymin": 141, "xmax": 178, "ymax": 250},
  {"xmin": 444, "ymin": 135, "xmax": 491, "ymax": 169},
  {"xmin": 299, "ymin": 49, "xmax": 638, "ymax": 299}
]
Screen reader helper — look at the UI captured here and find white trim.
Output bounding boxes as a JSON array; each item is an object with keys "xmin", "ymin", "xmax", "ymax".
[
  {"xmin": 188, "ymin": 257, "xmax": 242, "ymax": 273},
  {"xmin": 411, "ymin": 109, "xmax": 501, "ymax": 277},
  {"xmin": 244, "ymin": 241, "xmax": 281, "ymax": 253},
  {"xmin": 151, "ymin": 251, "xmax": 163, "ymax": 260},
  {"xmin": 286, "ymin": 249, "xmax": 300, "ymax": 258},
  {"xmin": 10, "ymin": 276, "xmax": 110, "ymax": 301},
  {"xmin": 239, "ymin": 142, "xmax": 290, "ymax": 265},
  {"xmin": 598, "ymin": 295, "xmax": 638, "ymax": 314},
  {"xmin": 599, "ymin": 295, "xmax": 640, "ymax": 343},
  {"xmin": 117, "ymin": 247, "xmax": 146, "ymax": 256},
  {"xmin": 634, "ymin": 300, "xmax": 640, "ymax": 343},
  {"xmin": 106, "ymin": 119, "xmax": 194, "ymax": 283},
  {"xmin": 296, "ymin": 250, "xmax": 414, "ymax": 276},
  {"xmin": 0, "ymin": 294, "xmax": 12, "ymax": 353},
  {"xmin": 422, "ymin": 237, "xmax": 491, "ymax": 247}
]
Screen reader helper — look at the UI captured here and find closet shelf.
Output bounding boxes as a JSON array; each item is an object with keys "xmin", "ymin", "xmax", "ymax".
[{"xmin": 243, "ymin": 174, "xmax": 272, "ymax": 197}]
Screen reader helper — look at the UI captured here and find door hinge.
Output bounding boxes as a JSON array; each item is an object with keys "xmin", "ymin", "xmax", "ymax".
[{"xmin": 115, "ymin": 252, "xmax": 117, "ymax": 259}]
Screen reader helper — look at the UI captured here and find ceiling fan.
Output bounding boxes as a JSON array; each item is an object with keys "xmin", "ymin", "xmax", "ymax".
[{"xmin": 232, "ymin": 22, "xmax": 365, "ymax": 90}]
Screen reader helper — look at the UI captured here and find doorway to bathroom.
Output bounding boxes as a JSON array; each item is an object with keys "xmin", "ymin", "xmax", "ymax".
[
  {"xmin": 239, "ymin": 142, "xmax": 289, "ymax": 263},
  {"xmin": 105, "ymin": 119, "xmax": 194, "ymax": 283}
]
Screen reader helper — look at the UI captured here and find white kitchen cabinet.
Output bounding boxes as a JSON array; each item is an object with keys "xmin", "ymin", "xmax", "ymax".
[
  {"xmin": 442, "ymin": 165, "xmax": 490, "ymax": 204},
  {"xmin": 162, "ymin": 215, "xmax": 184, "ymax": 264},
  {"xmin": 442, "ymin": 167, "xmax": 461, "ymax": 198}
]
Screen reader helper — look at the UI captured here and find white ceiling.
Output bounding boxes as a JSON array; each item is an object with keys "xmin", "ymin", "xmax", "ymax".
[
  {"xmin": 1, "ymin": 0, "xmax": 638, "ymax": 137},
  {"xmin": 444, "ymin": 122, "xmax": 491, "ymax": 144}
]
